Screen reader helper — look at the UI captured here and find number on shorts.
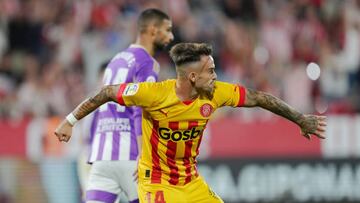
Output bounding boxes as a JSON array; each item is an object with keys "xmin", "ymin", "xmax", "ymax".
[{"xmin": 154, "ymin": 191, "xmax": 166, "ymax": 203}]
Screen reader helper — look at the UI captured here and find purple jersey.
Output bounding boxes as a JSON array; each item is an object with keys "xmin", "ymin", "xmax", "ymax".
[{"xmin": 88, "ymin": 45, "xmax": 159, "ymax": 163}]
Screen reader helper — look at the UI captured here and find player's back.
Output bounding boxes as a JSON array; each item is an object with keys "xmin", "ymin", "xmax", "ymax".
[{"xmin": 88, "ymin": 45, "xmax": 159, "ymax": 163}]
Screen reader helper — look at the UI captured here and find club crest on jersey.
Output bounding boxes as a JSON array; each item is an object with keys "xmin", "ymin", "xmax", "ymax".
[
  {"xmin": 200, "ymin": 103, "xmax": 213, "ymax": 117},
  {"xmin": 123, "ymin": 84, "xmax": 139, "ymax": 96}
]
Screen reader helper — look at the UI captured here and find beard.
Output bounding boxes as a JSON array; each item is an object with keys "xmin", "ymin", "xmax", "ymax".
[
  {"xmin": 195, "ymin": 85, "xmax": 215, "ymax": 100},
  {"xmin": 153, "ymin": 41, "xmax": 167, "ymax": 52},
  {"xmin": 203, "ymin": 89, "xmax": 214, "ymax": 100}
]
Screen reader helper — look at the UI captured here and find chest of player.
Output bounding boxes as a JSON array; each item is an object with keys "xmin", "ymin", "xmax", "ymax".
[
  {"xmin": 145, "ymin": 98, "xmax": 214, "ymax": 142},
  {"xmin": 148, "ymin": 97, "xmax": 216, "ymax": 122}
]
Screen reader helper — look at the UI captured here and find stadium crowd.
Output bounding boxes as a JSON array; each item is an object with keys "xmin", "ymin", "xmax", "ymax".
[{"xmin": 0, "ymin": 0, "xmax": 359, "ymax": 120}]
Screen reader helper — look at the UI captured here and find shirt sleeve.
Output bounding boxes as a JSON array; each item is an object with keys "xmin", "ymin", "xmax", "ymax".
[
  {"xmin": 116, "ymin": 82, "xmax": 158, "ymax": 108},
  {"xmin": 213, "ymin": 81, "xmax": 246, "ymax": 107}
]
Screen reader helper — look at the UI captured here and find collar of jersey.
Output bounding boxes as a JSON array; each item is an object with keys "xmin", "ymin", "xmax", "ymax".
[
  {"xmin": 130, "ymin": 44, "xmax": 147, "ymax": 51},
  {"xmin": 171, "ymin": 80, "xmax": 198, "ymax": 105}
]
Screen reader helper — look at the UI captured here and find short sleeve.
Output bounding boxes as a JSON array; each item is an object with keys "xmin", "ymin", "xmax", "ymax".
[
  {"xmin": 213, "ymin": 81, "xmax": 246, "ymax": 107},
  {"xmin": 116, "ymin": 82, "xmax": 158, "ymax": 108}
]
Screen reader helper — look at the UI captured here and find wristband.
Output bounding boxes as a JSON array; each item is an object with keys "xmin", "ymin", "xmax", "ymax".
[{"xmin": 66, "ymin": 113, "xmax": 78, "ymax": 126}]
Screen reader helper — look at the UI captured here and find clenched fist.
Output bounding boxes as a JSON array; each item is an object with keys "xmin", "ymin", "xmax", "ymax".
[{"xmin": 54, "ymin": 119, "xmax": 73, "ymax": 142}]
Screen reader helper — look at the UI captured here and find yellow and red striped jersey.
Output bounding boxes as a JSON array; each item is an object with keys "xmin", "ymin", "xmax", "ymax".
[{"xmin": 117, "ymin": 79, "xmax": 246, "ymax": 186}]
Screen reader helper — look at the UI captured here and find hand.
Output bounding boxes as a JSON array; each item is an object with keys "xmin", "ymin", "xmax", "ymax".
[
  {"xmin": 299, "ymin": 115, "xmax": 327, "ymax": 140},
  {"xmin": 54, "ymin": 119, "xmax": 73, "ymax": 142}
]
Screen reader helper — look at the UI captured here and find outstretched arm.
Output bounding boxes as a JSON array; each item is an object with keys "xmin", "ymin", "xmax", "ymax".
[
  {"xmin": 55, "ymin": 85, "xmax": 119, "ymax": 142},
  {"xmin": 243, "ymin": 88, "xmax": 327, "ymax": 140}
]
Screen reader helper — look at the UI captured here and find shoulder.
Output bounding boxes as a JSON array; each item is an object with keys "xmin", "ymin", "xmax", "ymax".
[
  {"xmin": 109, "ymin": 49, "xmax": 136, "ymax": 64},
  {"xmin": 126, "ymin": 46, "xmax": 158, "ymax": 73},
  {"xmin": 141, "ymin": 79, "xmax": 175, "ymax": 90},
  {"xmin": 211, "ymin": 81, "xmax": 238, "ymax": 105},
  {"xmin": 136, "ymin": 58, "xmax": 158, "ymax": 74},
  {"xmin": 126, "ymin": 80, "xmax": 174, "ymax": 106},
  {"xmin": 129, "ymin": 47, "xmax": 154, "ymax": 66},
  {"xmin": 214, "ymin": 81, "xmax": 237, "ymax": 92}
]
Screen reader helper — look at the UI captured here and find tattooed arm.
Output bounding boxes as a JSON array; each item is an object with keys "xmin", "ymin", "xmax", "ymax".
[
  {"xmin": 55, "ymin": 85, "xmax": 119, "ymax": 142},
  {"xmin": 71, "ymin": 85, "xmax": 118, "ymax": 120},
  {"xmin": 243, "ymin": 88, "xmax": 327, "ymax": 140}
]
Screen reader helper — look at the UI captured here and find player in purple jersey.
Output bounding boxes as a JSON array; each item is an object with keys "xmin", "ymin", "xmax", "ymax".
[{"xmin": 84, "ymin": 9, "xmax": 173, "ymax": 203}]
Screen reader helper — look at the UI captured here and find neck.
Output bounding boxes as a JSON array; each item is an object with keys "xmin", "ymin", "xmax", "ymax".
[
  {"xmin": 134, "ymin": 35, "xmax": 155, "ymax": 56},
  {"xmin": 175, "ymin": 77, "xmax": 199, "ymax": 101}
]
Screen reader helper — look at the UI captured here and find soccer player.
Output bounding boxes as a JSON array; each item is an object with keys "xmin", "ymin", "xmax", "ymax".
[
  {"xmin": 80, "ymin": 9, "xmax": 173, "ymax": 203},
  {"xmin": 55, "ymin": 43, "xmax": 327, "ymax": 203}
]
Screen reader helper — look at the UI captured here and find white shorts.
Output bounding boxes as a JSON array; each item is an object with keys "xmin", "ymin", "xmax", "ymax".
[
  {"xmin": 77, "ymin": 150, "xmax": 91, "ymax": 199},
  {"xmin": 85, "ymin": 160, "xmax": 138, "ymax": 203}
]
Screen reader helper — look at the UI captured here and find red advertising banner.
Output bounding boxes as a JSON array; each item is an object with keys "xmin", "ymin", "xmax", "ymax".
[
  {"xmin": 0, "ymin": 119, "xmax": 29, "ymax": 157},
  {"xmin": 1, "ymin": 115, "xmax": 360, "ymax": 159},
  {"xmin": 208, "ymin": 117, "xmax": 322, "ymax": 158}
]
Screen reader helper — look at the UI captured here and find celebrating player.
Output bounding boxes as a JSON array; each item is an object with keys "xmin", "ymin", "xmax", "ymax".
[{"xmin": 55, "ymin": 43, "xmax": 326, "ymax": 203}]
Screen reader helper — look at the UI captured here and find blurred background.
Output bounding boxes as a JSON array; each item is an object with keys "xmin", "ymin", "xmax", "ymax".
[{"xmin": 0, "ymin": 0, "xmax": 360, "ymax": 202}]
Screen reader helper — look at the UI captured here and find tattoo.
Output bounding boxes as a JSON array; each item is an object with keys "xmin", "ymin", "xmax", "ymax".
[
  {"xmin": 298, "ymin": 115, "xmax": 318, "ymax": 134},
  {"xmin": 246, "ymin": 89, "xmax": 305, "ymax": 126},
  {"xmin": 72, "ymin": 85, "xmax": 117, "ymax": 120}
]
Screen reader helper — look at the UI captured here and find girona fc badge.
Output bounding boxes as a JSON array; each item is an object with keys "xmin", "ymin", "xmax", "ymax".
[{"xmin": 200, "ymin": 103, "xmax": 213, "ymax": 117}]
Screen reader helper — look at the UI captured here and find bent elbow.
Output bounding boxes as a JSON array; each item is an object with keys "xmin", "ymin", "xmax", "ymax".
[{"xmin": 101, "ymin": 85, "xmax": 118, "ymax": 102}]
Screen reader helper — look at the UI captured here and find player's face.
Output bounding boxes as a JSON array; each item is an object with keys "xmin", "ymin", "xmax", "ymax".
[
  {"xmin": 154, "ymin": 19, "xmax": 174, "ymax": 51},
  {"xmin": 194, "ymin": 55, "xmax": 217, "ymax": 94}
]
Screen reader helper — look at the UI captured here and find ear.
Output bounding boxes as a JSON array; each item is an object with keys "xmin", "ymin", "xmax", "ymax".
[
  {"xmin": 188, "ymin": 72, "xmax": 197, "ymax": 83},
  {"xmin": 149, "ymin": 25, "xmax": 157, "ymax": 36}
]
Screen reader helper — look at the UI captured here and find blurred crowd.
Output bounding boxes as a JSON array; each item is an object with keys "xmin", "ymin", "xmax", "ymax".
[{"xmin": 0, "ymin": 0, "xmax": 360, "ymax": 120}]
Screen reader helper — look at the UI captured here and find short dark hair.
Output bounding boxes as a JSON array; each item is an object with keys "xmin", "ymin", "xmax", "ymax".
[
  {"xmin": 137, "ymin": 8, "xmax": 170, "ymax": 33},
  {"xmin": 169, "ymin": 43, "xmax": 213, "ymax": 67}
]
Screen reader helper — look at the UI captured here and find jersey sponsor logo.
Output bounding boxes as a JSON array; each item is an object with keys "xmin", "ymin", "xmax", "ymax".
[
  {"xmin": 95, "ymin": 117, "xmax": 130, "ymax": 133},
  {"xmin": 158, "ymin": 127, "xmax": 203, "ymax": 142},
  {"xmin": 123, "ymin": 84, "xmax": 139, "ymax": 96},
  {"xmin": 200, "ymin": 103, "xmax": 213, "ymax": 117}
]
